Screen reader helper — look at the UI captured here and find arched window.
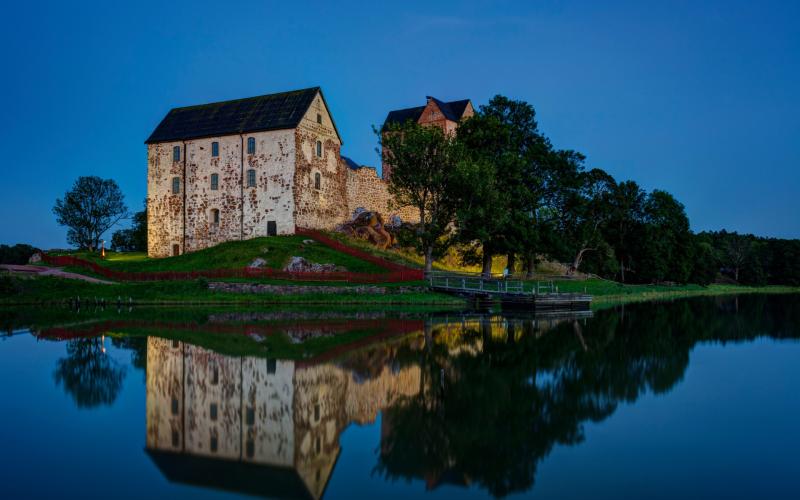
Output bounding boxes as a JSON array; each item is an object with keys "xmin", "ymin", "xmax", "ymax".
[
  {"xmin": 211, "ymin": 209, "xmax": 220, "ymax": 227},
  {"xmin": 314, "ymin": 172, "xmax": 321, "ymax": 190},
  {"xmin": 315, "ymin": 140, "xmax": 322, "ymax": 158},
  {"xmin": 247, "ymin": 169, "xmax": 256, "ymax": 187},
  {"xmin": 211, "ymin": 141, "xmax": 219, "ymax": 157},
  {"xmin": 210, "ymin": 173, "xmax": 219, "ymax": 190},
  {"xmin": 171, "ymin": 177, "xmax": 180, "ymax": 194},
  {"xmin": 247, "ymin": 137, "xmax": 256, "ymax": 154},
  {"xmin": 316, "ymin": 113, "xmax": 322, "ymax": 124},
  {"xmin": 173, "ymin": 146, "xmax": 181, "ymax": 162}
]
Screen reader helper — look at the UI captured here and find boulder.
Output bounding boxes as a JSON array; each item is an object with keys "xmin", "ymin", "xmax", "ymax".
[
  {"xmin": 248, "ymin": 257, "xmax": 267, "ymax": 268},
  {"xmin": 28, "ymin": 252, "xmax": 43, "ymax": 264},
  {"xmin": 283, "ymin": 256, "xmax": 345, "ymax": 273},
  {"xmin": 337, "ymin": 210, "xmax": 395, "ymax": 249}
]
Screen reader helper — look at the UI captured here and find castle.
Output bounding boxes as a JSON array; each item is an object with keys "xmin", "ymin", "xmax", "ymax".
[{"xmin": 145, "ymin": 87, "xmax": 473, "ymax": 257}]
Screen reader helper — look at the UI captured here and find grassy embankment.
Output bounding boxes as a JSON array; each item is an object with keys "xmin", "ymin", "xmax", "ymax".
[{"xmin": 11, "ymin": 233, "xmax": 799, "ymax": 307}]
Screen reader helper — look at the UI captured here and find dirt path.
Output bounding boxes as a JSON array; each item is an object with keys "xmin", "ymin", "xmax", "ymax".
[{"xmin": 0, "ymin": 264, "xmax": 115, "ymax": 284}]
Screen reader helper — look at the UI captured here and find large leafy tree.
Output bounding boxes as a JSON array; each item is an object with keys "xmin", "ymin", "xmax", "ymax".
[
  {"xmin": 457, "ymin": 96, "xmax": 548, "ymax": 277},
  {"xmin": 604, "ymin": 180, "xmax": 646, "ymax": 283},
  {"xmin": 637, "ymin": 190, "xmax": 694, "ymax": 283},
  {"xmin": 380, "ymin": 121, "xmax": 464, "ymax": 272},
  {"xmin": 53, "ymin": 176, "xmax": 129, "ymax": 251}
]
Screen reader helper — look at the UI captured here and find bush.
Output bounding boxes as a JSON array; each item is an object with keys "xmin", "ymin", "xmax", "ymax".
[{"xmin": 0, "ymin": 244, "xmax": 38, "ymax": 265}]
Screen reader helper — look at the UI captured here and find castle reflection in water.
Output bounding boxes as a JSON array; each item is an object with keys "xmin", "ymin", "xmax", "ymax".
[
  {"xmin": 145, "ymin": 337, "xmax": 422, "ymax": 499},
  {"xmin": 143, "ymin": 314, "xmax": 575, "ymax": 499}
]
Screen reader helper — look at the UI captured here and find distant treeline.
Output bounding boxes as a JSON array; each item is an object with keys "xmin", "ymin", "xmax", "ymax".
[
  {"xmin": 0, "ymin": 244, "xmax": 38, "ymax": 265},
  {"xmin": 383, "ymin": 95, "xmax": 799, "ymax": 286}
]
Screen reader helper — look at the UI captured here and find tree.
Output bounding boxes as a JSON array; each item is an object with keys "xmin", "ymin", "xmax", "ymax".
[
  {"xmin": 457, "ymin": 96, "xmax": 548, "ymax": 277},
  {"xmin": 111, "ymin": 205, "xmax": 147, "ymax": 252},
  {"xmin": 380, "ymin": 121, "xmax": 464, "ymax": 272},
  {"xmin": 53, "ymin": 176, "xmax": 129, "ymax": 251},
  {"xmin": 638, "ymin": 190, "xmax": 694, "ymax": 283},
  {"xmin": 604, "ymin": 180, "xmax": 646, "ymax": 283}
]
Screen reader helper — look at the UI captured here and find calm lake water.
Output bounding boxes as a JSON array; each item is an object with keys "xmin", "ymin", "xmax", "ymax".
[{"xmin": 1, "ymin": 295, "xmax": 799, "ymax": 499}]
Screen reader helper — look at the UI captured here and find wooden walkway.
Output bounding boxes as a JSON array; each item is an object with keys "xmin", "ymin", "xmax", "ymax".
[{"xmin": 427, "ymin": 273, "xmax": 592, "ymax": 311}]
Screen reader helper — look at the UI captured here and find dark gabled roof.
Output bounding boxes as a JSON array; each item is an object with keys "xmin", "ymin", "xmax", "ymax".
[
  {"xmin": 145, "ymin": 86, "xmax": 342, "ymax": 144},
  {"xmin": 146, "ymin": 449, "xmax": 315, "ymax": 499},
  {"xmin": 341, "ymin": 155, "xmax": 362, "ymax": 170},
  {"xmin": 382, "ymin": 97, "xmax": 472, "ymax": 130}
]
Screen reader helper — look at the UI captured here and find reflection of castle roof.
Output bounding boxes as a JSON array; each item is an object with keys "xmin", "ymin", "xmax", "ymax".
[
  {"xmin": 383, "ymin": 97, "xmax": 472, "ymax": 128},
  {"xmin": 146, "ymin": 448, "xmax": 338, "ymax": 499},
  {"xmin": 145, "ymin": 86, "xmax": 342, "ymax": 144}
]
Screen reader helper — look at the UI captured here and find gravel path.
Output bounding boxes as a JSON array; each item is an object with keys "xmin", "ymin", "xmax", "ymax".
[{"xmin": 0, "ymin": 264, "xmax": 115, "ymax": 284}]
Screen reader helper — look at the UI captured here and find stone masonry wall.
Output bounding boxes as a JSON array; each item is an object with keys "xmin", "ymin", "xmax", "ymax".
[
  {"xmin": 293, "ymin": 93, "xmax": 348, "ymax": 230},
  {"xmin": 345, "ymin": 166, "xmax": 419, "ymax": 223},
  {"xmin": 147, "ymin": 142, "xmax": 185, "ymax": 258}
]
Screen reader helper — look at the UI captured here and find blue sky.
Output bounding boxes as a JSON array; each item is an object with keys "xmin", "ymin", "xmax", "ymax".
[{"xmin": 1, "ymin": 0, "xmax": 798, "ymax": 248}]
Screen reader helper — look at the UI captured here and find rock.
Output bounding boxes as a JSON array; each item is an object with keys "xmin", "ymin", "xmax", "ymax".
[
  {"xmin": 302, "ymin": 239, "xmax": 315, "ymax": 245},
  {"xmin": 283, "ymin": 256, "xmax": 345, "ymax": 273},
  {"xmin": 338, "ymin": 210, "xmax": 395, "ymax": 249},
  {"xmin": 28, "ymin": 252, "xmax": 42, "ymax": 264},
  {"xmin": 248, "ymin": 257, "xmax": 267, "ymax": 268},
  {"xmin": 260, "ymin": 247, "xmax": 270, "ymax": 253}
]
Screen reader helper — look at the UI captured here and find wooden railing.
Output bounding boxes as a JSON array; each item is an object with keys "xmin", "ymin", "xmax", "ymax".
[{"xmin": 426, "ymin": 271, "xmax": 557, "ymax": 295}]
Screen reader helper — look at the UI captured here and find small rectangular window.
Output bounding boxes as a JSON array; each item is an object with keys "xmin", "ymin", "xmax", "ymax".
[
  {"xmin": 211, "ymin": 141, "xmax": 219, "ymax": 157},
  {"xmin": 246, "ymin": 439, "xmax": 255, "ymax": 458},
  {"xmin": 210, "ymin": 365, "xmax": 219, "ymax": 384},
  {"xmin": 247, "ymin": 169, "xmax": 256, "ymax": 188},
  {"xmin": 172, "ymin": 177, "xmax": 180, "ymax": 194},
  {"xmin": 314, "ymin": 403, "xmax": 320, "ymax": 422},
  {"xmin": 209, "ymin": 403, "xmax": 218, "ymax": 421},
  {"xmin": 210, "ymin": 173, "xmax": 219, "ymax": 190},
  {"xmin": 171, "ymin": 429, "xmax": 180, "ymax": 448},
  {"xmin": 314, "ymin": 172, "xmax": 321, "ymax": 190},
  {"xmin": 247, "ymin": 137, "xmax": 256, "ymax": 154},
  {"xmin": 266, "ymin": 358, "xmax": 276, "ymax": 374},
  {"xmin": 246, "ymin": 407, "xmax": 255, "ymax": 426},
  {"xmin": 316, "ymin": 113, "xmax": 322, "ymax": 124},
  {"xmin": 173, "ymin": 146, "xmax": 181, "ymax": 162},
  {"xmin": 171, "ymin": 397, "xmax": 179, "ymax": 415},
  {"xmin": 315, "ymin": 140, "xmax": 322, "ymax": 157},
  {"xmin": 210, "ymin": 435, "xmax": 218, "ymax": 453}
]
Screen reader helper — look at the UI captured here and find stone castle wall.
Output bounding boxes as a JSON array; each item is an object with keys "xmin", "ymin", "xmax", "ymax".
[
  {"xmin": 147, "ymin": 142, "xmax": 186, "ymax": 258},
  {"xmin": 344, "ymin": 166, "xmax": 418, "ymax": 224}
]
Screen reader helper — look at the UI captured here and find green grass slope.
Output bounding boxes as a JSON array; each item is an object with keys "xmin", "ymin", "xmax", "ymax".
[{"xmin": 55, "ymin": 236, "xmax": 387, "ymax": 274}]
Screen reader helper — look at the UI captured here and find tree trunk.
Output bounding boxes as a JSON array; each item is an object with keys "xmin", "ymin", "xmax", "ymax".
[
  {"xmin": 570, "ymin": 248, "xmax": 592, "ymax": 275},
  {"xmin": 481, "ymin": 245, "xmax": 493, "ymax": 278},
  {"xmin": 506, "ymin": 253, "xmax": 516, "ymax": 275},
  {"xmin": 526, "ymin": 253, "xmax": 536, "ymax": 279},
  {"xmin": 620, "ymin": 258, "xmax": 625, "ymax": 283},
  {"xmin": 734, "ymin": 267, "xmax": 739, "ymax": 282},
  {"xmin": 424, "ymin": 246, "xmax": 434, "ymax": 274}
]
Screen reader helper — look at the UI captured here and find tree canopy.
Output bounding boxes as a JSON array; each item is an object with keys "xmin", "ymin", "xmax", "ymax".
[{"xmin": 53, "ymin": 176, "xmax": 129, "ymax": 251}]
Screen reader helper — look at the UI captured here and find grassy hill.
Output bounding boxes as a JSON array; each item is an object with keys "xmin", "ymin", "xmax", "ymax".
[{"xmin": 54, "ymin": 236, "xmax": 387, "ymax": 274}]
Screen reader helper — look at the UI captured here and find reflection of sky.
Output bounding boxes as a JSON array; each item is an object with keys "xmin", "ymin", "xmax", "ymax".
[{"xmin": 1, "ymin": 331, "xmax": 799, "ymax": 499}]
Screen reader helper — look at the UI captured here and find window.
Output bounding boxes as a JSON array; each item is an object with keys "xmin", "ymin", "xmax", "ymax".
[
  {"xmin": 314, "ymin": 403, "xmax": 320, "ymax": 422},
  {"xmin": 316, "ymin": 113, "xmax": 322, "ymax": 124},
  {"xmin": 172, "ymin": 244, "xmax": 180, "ymax": 256},
  {"xmin": 211, "ymin": 141, "xmax": 219, "ymax": 157},
  {"xmin": 246, "ymin": 439, "xmax": 255, "ymax": 458},
  {"xmin": 210, "ymin": 364, "xmax": 219, "ymax": 384},
  {"xmin": 172, "ymin": 177, "xmax": 180, "ymax": 194},
  {"xmin": 315, "ymin": 436, "xmax": 321, "ymax": 454},
  {"xmin": 211, "ymin": 209, "xmax": 220, "ymax": 227},
  {"xmin": 315, "ymin": 140, "xmax": 322, "ymax": 157},
  {"xmin": 209, "ymin": 403, "xmax": 218, "ymax": 421},
  {"xmin": 210, "ymin": 173, "xmax": 219, "ymax": 190},
  {"xmin": 210, "ymin": 435, "xmax": 218, "ymax": 453},
  {"xmin": 247, "ymin": 137, "xmax": 255, "ymax": 154},
  {"xmin": 172, "ymin": 339, "xmax": 180, "ymax": 349},
  {"xmin": 171, "ymin": 397, "xmax": 179, "ymax": 415},
  {"xmin": 246, "ymin": 407, "xmax": 255, "ymax": 426},
  {"xmin": 314, "ymin": 172, "xmax": 321, "ymax": 190},
  {"xmin": 247, "ymin": 169, "xmax": 256, "ymax": 187},
  {"xmin": 266, "ymin": 358, "xmax": 276, "ymax": 374},
  {"xmin": 173, "ymin": 146, "xmax": 181, "ymax": 162},
  {"xmin": 171, "ymin": 430, "xmax": 180, "ymax": 448}
]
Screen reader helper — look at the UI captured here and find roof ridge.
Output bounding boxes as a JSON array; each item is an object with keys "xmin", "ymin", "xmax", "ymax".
[{"xmin": 170, "ymin": 86, "xmax": 321, "ymax": 112}]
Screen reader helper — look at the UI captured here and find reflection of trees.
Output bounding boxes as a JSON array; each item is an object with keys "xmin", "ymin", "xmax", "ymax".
[
  {"xmin": 53, "ymin": 338, "xmax": 127, "ymax": 408},
  {"xmin": 377, "ymin": 294, "xmax": 800, "ymax": 497}
]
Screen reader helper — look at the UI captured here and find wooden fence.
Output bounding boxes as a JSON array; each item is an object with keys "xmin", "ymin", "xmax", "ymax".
[{"xmin": 41, "ymin": 229, "xmax": 424, "ymax": 283}]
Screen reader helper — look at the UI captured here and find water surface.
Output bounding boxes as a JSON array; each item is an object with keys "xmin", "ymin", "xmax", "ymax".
[{"xmin": 1, "ymin": 295, "xmax": 798, "ymax": 499}]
